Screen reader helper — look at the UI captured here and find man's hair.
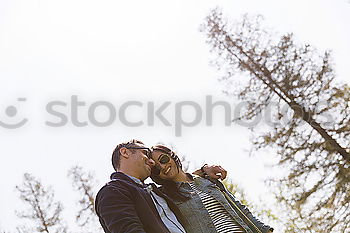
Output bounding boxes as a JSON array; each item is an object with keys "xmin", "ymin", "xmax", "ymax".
[{"xmin": 111, "ymin": 139, "xmax": 144, "ymax": 171}]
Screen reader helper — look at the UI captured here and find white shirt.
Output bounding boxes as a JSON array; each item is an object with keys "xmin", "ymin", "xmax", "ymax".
[{"xmin": 125, "ymin": 174, "xmax": 186, "ymax": 233}]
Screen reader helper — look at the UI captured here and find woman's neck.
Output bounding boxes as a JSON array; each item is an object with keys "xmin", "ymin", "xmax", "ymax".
[{"xmin": 173, "ymin": 170, "xmax": 191, "ymax": 182}]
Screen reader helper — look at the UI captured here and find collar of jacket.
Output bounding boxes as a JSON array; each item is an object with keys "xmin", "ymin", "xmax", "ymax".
[
  {"xmin": 173, "ymin": 173, "xmax": 195, "ymax": 188},
  {"xmin": 109, "ymin": 172, "xmax": 148, "ymax": 188}
]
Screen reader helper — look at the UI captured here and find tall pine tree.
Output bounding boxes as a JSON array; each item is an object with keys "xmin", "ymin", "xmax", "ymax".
[{"xmin": 202, "ymin": 9, "xmax": 350, "ymax": 232}]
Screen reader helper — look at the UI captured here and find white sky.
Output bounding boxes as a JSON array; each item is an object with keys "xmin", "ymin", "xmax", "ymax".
[{"xmin": 1, "ymin": 0, "xmax": 349, "ymax": 232}]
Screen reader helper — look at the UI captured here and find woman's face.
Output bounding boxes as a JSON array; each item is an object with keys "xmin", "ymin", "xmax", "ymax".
[{"xmin": 151, "ymin": 150, "xmax": 179, "ymax": 181}]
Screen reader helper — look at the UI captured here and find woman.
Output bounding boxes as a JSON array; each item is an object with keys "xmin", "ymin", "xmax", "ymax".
[{"xmin": 150, "ymin": 144, "xmax": 274, "ymax": 233}]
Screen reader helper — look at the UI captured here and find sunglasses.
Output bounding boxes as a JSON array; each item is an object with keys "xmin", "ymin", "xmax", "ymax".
[
  {"xmin": 158, "ymin": 153, "xmax": 171, "ymax": 164},
  {"xmin": 125, "ymin": 146, "xmax": 152, "ymax": 158},
  {"xmin": 151, "ymin": 153, "xmax": 174, "ymax": 176}
]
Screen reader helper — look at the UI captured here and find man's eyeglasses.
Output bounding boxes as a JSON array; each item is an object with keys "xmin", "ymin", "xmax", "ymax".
[
  {"xmin": 158, "ymin": 154, "xmax": 171, "ymax": 164},
  {"xmin": 125, "ymin": 146, "xmax": 152, "ymax": 158}
]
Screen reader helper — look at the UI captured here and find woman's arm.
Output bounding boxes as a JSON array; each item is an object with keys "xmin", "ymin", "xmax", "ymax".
[
  {"xmin": 222, "ymin": 188, "xmax": 274, "ymax": 233},
  {"xmin": 192, "ymin": 164, "xmax": 227, "ymax": 180}
]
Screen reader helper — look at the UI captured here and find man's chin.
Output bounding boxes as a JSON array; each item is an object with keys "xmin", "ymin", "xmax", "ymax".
[
  {"xmin": 144, "ymin": 168, "xmax": 151, "ymax": 178},
  {"xmin": 140, "ymin": 174, "xmax": 148, "ymax": 182}
]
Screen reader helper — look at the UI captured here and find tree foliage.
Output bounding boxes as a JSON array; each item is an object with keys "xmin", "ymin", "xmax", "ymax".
[
  {"xmin": 202, "ymin": 8, "xmax": 350, "ymax": 232},
  {"xmin": 14, "ymin": 168, "xmax": 103, "ymax": 233},
  {"xmin": 15, "ymin": 173, "xmax": 67, "ymax": 233},
  {"xmin": 222, "ymin": 179, "xmax": 279, "ymax": 226},
  {"xmin": 68, "ymin": 166, "xmax": 103, "ymax": 233}
]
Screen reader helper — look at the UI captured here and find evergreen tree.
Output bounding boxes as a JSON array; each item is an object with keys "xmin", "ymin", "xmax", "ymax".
[{"xmin": 202, "ymin": 8, "xmax": 350, "ymax": 232}]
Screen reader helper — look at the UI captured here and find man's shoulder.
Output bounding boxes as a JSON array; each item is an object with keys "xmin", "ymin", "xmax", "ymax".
[
  {"xmin": 96, "ymin": 173, "xmax": 136, "ymax": 197},
  {"xmin": 109, "ymin": 172, "xmax": 132, "ymax": 183},
  {"xmin": 94, "ymin": 173, "xmax": 145, "ymax": 217}
]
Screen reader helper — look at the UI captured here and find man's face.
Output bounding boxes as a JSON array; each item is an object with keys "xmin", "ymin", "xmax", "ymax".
[
  {"xmin": 127, "ymin": 144, "xmax": 154, "ymax": 181},
  {"xmin": 151, "ymin": 150, "xmax": 179, "ymax": 181}
]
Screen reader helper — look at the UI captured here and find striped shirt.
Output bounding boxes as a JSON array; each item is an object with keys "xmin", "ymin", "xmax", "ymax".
[{"xmin": 189, "ymin": 182, "xmax": 246, "ymax": 233}]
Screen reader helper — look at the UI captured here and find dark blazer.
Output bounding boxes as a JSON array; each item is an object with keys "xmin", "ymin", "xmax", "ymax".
[{"xmin": 95, "ymin": 172, "xmax": 185, "ymax": 233}]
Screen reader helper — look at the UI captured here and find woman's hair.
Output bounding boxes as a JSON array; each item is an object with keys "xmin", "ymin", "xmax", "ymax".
[{"xmin": 150, "ymin": 144, "xmax": 190, "ymax": 201}]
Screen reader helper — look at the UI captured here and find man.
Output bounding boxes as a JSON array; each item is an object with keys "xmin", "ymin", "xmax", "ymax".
[{"xmin": 95, "ymin": 139, "xmax": 226, "ymax": 233}]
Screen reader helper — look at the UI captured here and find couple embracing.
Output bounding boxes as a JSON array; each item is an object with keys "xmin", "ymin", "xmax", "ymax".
[{"xmin": 95, "ymin": 139, "xmax": 274, "ymax": 233}]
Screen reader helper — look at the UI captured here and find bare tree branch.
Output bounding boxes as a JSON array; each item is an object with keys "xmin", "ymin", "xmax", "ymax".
[
  {"xmin": 68, "ymin": 166, "xmax": 103, "ymax": 233},
  {"xmin": 15, "ymin": 173, "xmax": 67, "ymax": 233}
]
